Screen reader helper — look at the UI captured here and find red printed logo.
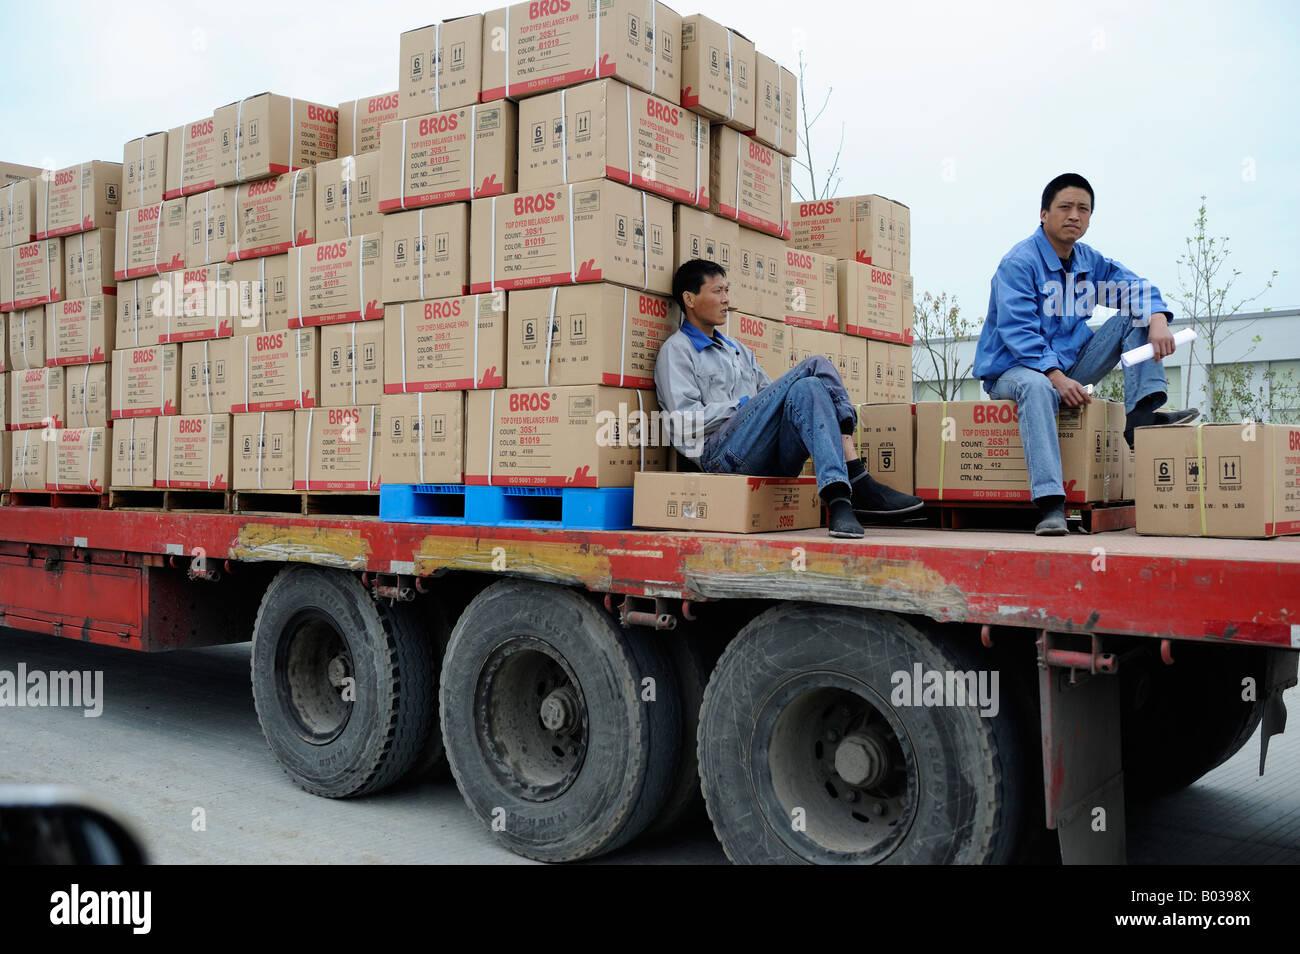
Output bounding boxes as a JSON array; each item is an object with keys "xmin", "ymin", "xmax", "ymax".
[
  {"xmin": 638, "ymin": 295, "xmax": 668, "ymax": 318},
  {"xmin": 509, "ymin": 392, "xmax": 551, "ymax": 412},
  {"xmin": 256, "ymin": 333, "xmax": 285, "ymax": 351},
  {"xmin": 514, "ymin": 193, "xmax": 557, "ymax": 216},
  {"xmin": 191, "ymin": 120, "xmax": 214, "ymax": 139},
  {"xmin": 247, "ymin": 179, "xmax": 278, "ymax": 198},
  {"xmin": 63, "ymin": 300, "xmax": 84, "ymax": 314},
  {"xmin": 19, "ymin": 245, "xmax": 40, "ymax": 259},
  {"xmin": 424, "ymin": 300, "xmax": 462, "ymax": 319},
  {"xmin": 137, "ymin": 206, "xmax": 160, "ymax": 223},
  {"xmin": 787, "ymin": 251, "xmax": 813, "ymax": 269},
  {"xmin": 1291, "ymin": 430, "xmax": 1300, "ymax": 451},
  {"xmin": 54, "ymin": 170, "xmax": 75, "ymax": 186},
  {"xmin": 308, "ymin": 105, "xmax": 338, "ymax": 123},
  {"xmin": 317, "ymin": 241, "xmax": 349, "ymax": 262},
  {"xmin": 529, "ymin": 0, "xmax": 569, "ymax": 18},
  {"xmin": 24, "ymin": 370, "xmax": 43, "ymax": 382},
  {"xmin": 179, "ymin": 418, "xmax": 204, "ymax": 434},
  {"xmin": 799, "ymin": 201, "xmax": 835, "ymax": 217},
  {"xmin": 870, "ymin": 268, "xmax": 893, "ymax": 287},
  {"xmin": 368, "ymin": 95, "xmax": 399, "ymax": 114},
  {"xmin": 748, "ymin": 141, "xmax": 773, "ymax": 166},
  {"xmin": 419, "ymin": 114, "xmax": 459, "ymax": 136},
  {"xmin": 739, "ymin": 315, "xmax": 763, "ymax": 338},
  {"xmin": 646, "ymin": 100, "xmax": 679, "ymax": 125},
  {"xmin": 184, "ymin": 269, "xmax": 209, "ymax": 283},
  {"xmin": 133, "ymin": 349, "xmax": 155, "ymax": 364},
  {"xmin": 328, "ymin": 408, "xmax": 360, "ymax": 425},
  {"xmin": 973, "ymin": 404, "xmax": 1018, "ymax": 424},
  {"xmin": 63, "ymin": 430, "xmax": 83, "ymax": 442}
]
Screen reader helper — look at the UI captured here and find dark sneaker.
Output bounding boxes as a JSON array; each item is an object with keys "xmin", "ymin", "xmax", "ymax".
[
  {"xmin": 851, "ymin": 473, "xmax": 925, "ymax": 516},
  {"xmin": 1034, "ymin": 502, "xmax": 1069, "ymax": 536},
  {"xmin": 1153, "ymin": 408, "xmax": 1199, "ymax": 426},
  {"xmin": 826, "ymin": 498, "xmax": 866, "ymax": 538}
]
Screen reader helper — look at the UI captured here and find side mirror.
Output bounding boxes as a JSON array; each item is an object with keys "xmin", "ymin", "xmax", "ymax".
[{"xmin": 0, "ymin": 785, "xmax": 146, "ymax": 864}]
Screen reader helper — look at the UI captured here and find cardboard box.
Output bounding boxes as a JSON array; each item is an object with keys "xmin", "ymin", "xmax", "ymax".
[
  {"xmin": 155, "ymin": 413, "xmax": 232, "ymax": 489},
  {"xmin": 381, "ymin": 206, "xmax": 471, "ymax": 304},
  {"xmin": 0, "ymin": 178, "xmax": 36, "ymax": 248},
  {"xmin": 286, "ymin": 234, "xmax": 384, "ymax": 327},
  {"xmin": 782, "ymin": 247, "xmax": 837, "ymax": 329},
  {"xmin": 723, "ymin": 311, "xmax": 788, "ymax": 383},
  {"xmin": 185, "ymin": 187, "xmax": 235, "ymax": 266},
  {"xmin": 64, "ymin": 229, "xmax": 117, "ymax": 298},
  {"xmin": 508, "ymin": 283, "xmax": 673, "ymax": 388},
  {"xmin": 165, "ymin": 118, "xmax": 218, "ymax": 198},
  {"xmin": 339, "ymin": 92, "xmax": 400, "ymax": 156},
  {"xmin": 465, "ymin": 385, "xmax": 665, "ymax": 486},
  {"xmin": 384, "ymin": 293, "xmax": 507, "ymax": 392},
  {"xmin": 788, "ymin": 194, "xmax": 903, "ymax": 267},
  {"xmin": 8, "ymin": 306, "xmax": 47, "ymax": 368},
  {"xmin": 232, "ymin": 410, "xmax": 296, "ymax": 490},
  {"xmin": 0, "ymin": 430, "xmax": 10, "ymax": 486},
  {"xmin": 122, "ymin": 132, "xmax": 169, "ymax": 211},
  {"xmin": 115, "ymin": 277, "xmax": 167, "ymax": 348},
  {"xmin": 213, "ymin": 94, "xmax": 339, "ymax": 186},
  {"xmin": 482, "ymin": 2, "xmax": 681, "ymax": 103},
  {"xmin": 0, "ymin": 162, "xmax": 42, "ymax": 187},
  {"xmin": 228, "ymin": 171, "xmax": 315, "ymax": 262},
  {"xmin": 786, "ymin": 325, "xmax": 867, "ymax": 405},
  {"xmin": 673, "ymin": 202, "xmax": 738, "ymax": 278},
  {"xmin": 840, "ymin": 260, "xmax": 909, "ymax": 342},
  {"xmin": 160, "ymin": 264, "xmax": 238, "ymax": 341},
  {"xmin": 110, "ymin": 416, "xmax": 156, "ymax": 488},
  {"xmin": 750, "ymin": 53, "xmax": 796, "ymax": 157},
  {"xmin": 315, "ymin": 153, "xmax": 381, "ymax": 242},
  {"xmin": 734, "ymin": 227, "xmax": 785, "ymax": 319},
  {"xmin": 230, "ymin": 254, "xmax": 289, "ymax": 334},
  {"xmin": 469, "ymin": 181, "xmax": 673, "ymax": 295},
  {"xmin": 0, "ymin": 370, "xmax": 5, "ymax": 425},
  {"xmin": 114, "ymin": 200, "xmax": 187, "ymax": 279},
  {"xmin": 398, "ymin": 16, "xmax": 485, "ymax": 119},
  {"xmin": 181, "ymin": 338, "xmax": 234, "ymax": 415},
  {"xmin": 1134, "ymin": 423, "xmax": 1300, "ymax": 538},
  {"xmin": 914, "ymin": 399, "xmax": 1125, "ymax": 503},
  {"xmin": 321, "ymin": 321, "xmax": 384, "ymax": 407},
  {"xmin": 381, "ymin": 391, "xmax": 465, "ymax": 484},
  {"xmin": 229, "ymin": 328, "xmax": 320, "ymax": 413},
  {"xmin": 710, "ymin": 127, "xmax": 789, "ymax": 239},
  {"xmin": 519, "ymin": 79, "xmax": 708, "ymax": 207},
  {"xmin": 633, "ymin": 472, "xmax": 819, "ymax": 532},
  {"xmin": 865, "ymin": 340, "xmax": 912, "ymax": 404},
  {"xmin": 892, "ymin": 203, "xmax": 911, "ymax": 275},
  {"xmin": 45, "ymin": 296, "xmax": 115, "ymax": 366},
  {"xmin": 111, "ymin": 344, "xmax": 180, "ymax": 418},
  {"xmin": 47, "ymin": 426, "xmax": 108, "ymax": 493},
  {"xmin": 293, "ymin": 405, "xmax": 381, "ymax": 490},
  {"xmin": 10, "ymin": 429, "xmax": 49, "ymax": 490},
  {"xmin": 379, "ymin": 102, "xmax": 517, "ymax": 211},
  {"xmin": 2, "ymin": 239, "xmax": 63, "ymax": 310},
  {"xmin": 679, "ymin": 15, "xmax": 755, "ymax": 130},
  {"xmin": 65, "ymin": 362, "xmax": 111, "ymax": 428},
  {"xmin": 36, "ymin": 162, "xmax": 122, "ymax": 239},
  {"xmin": 1124, "ymin": 446, "xmax": 1135, "ymax": 501},
  {"xmin": 850, "ymin": 403, "xmax": 915, "ymax": 495},
  {"xmin": 10, "ymin": 365, "xmax": 65, "ymax": 429}
]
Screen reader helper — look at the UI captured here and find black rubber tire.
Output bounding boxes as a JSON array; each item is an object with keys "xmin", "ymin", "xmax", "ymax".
[
  {"xmin": 440, "ymin": 581, "xmax": 681, "ymax": 862},
  {"xmin": 643, "ymin": 629, "xmax": 718, "ymax": 836},
  {"xmin": 405, "ymin": 602, "xmax": 452, "ymax": 781},
  {"xmin": 1121, "ymin": 642, "xmax": 1267, "ymax": 798},
  {"xmin": 698, "ymin": 603, "xmax": 1025, "ymax": 864},
  {"xmin": 250, "ymin": 567, "xmax": 434, "ymax": 798}
]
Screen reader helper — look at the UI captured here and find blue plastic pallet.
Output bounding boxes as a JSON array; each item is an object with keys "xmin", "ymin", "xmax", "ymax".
[{"xmin": 380, "ymin": 484, "xmax": 634, "ymax": 531}]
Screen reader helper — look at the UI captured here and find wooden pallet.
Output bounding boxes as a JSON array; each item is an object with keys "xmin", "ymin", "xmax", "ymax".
[
  {"xmin": 5, "ymin": 490, "xmax": 108, "ymax": 509},
  {"xmin": 163, "ymin": 489, "xmax": 232, "ymax": 513},
  {"xmin": 233, "ymin": 490, "xmax": 380, "ymax": 518},
  {"xmin": 109, "ymin": 488, "xmax": 167, "ymax": 511},
  {"xmin": 917, "ymin": 499, "xmax": 1135, "ymax": 534}
]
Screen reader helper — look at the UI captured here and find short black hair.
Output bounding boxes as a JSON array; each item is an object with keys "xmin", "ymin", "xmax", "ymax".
[
  {"xmin": 672, "ymin": 258, "xmax": 726, "ymax": 317},
  {"xmin": 1041, "ymin": 173, "xmax": 1095, "ymax": 212}
]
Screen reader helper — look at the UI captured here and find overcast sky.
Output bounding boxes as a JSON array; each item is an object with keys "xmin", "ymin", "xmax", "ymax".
[{"xmin": 3, "ymin": 0, "xmax": 1296, "ymax": 319}]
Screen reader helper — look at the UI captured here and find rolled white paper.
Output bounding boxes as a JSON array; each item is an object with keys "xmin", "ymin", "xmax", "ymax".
[{"xmin": 1120, "ymin": 327, "xmax": 1197, "ymax": 368}]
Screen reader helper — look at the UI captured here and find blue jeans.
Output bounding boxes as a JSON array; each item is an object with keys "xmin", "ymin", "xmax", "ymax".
[
  {"xmin": 986, "ymin": 311, "xmax": 1168, "ymax": 499},
  {"xmin": 700, "ymin": 356, "xmax": 855, "ymax": 494}
]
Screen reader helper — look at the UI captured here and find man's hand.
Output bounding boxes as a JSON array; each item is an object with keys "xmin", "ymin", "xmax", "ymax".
[
  {"xmin": 1147, "ymin": 312, "xmax": 1175, "ymax": 361},
  {"xmin": 1047, "ymin": 368, "xmax": 1091, "ymax": 407}
]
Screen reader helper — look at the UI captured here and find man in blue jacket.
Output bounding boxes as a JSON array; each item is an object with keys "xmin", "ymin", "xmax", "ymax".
[{"xmin": 975, "ymin": 173, "xmax": 1197, "ymax": 535}]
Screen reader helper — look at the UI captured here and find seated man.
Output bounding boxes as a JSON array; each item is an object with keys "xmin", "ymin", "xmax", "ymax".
[
  {"xmin": 976, "ymin": 172, "xmax": 1198, "ymax": 536},
  {"xmin": 654, "ymin": 258, "xmax": 923, "ymax": 539}
]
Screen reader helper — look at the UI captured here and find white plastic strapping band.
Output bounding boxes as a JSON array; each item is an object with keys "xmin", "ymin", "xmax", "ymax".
[
  {"xmin": 343, "ymin": 157, "xmax": 354, "ymax": 237},
  {"xmin": 79, "ymin": 364, "xmax": 90, "ymax": 427},
  {"xmin": 487, "ymin": 389, "xmax": 496, "ymax": 486},
  {"xmin": 231, "ymin": 184, "xmax": 243, "ymax": 260},
  {"xmin": 256, "ymin": 411, "xmax": 265, "ymax": 490},
  {"xmin": 203, "ymin": 340, "xmax": 212, "ymax": 414},
  {"xmin": 205, "ymin": 414, "xmax": 214, "ymax": 489},
  {"xmin": 78, "ymin": 233, "xmax": 87, "ymax": 297},
  {"xmin": 296, "ymin": 330, "xmax": 305, "ymax": 407},
  {"xmin": 504, "ymin": 6, "xmax": 512, "ymax": 99},
  {"xmin": 468, "ymin": 104, "xmax": 479, "ymax": 196},
  {"xmin": 418, "ymin": 210, "xmax": 426, "ymax": 300},
  {"xmin": 641, "ymin": 190, "xmax": 649, "ymax": 289},
  {"xmin": 433, "ymin": 22, "xmax": 443, "ymax": 112},
  {"xmin": 296, "ymin": 247, "xmax": 304, "ymax": 327},
  {"xmin": 399, "ymin": 119, "xmax": 409, "ymax": 211},
  {"xmin": 289, "ymin": 169, "xmax": 304, "ymax": 248},
  {"xmin": 624, "ymin": 85, "xmax": 632, "ymax": 184},
  {"xmin": 649, "ymin": 0, "xmax": 658, "ymax": 96},
  {"xmin": 490, "ymin": 196, "xmax": 498, "ymax": 290},
  {"xmin": 618, "ymin": 288, "xmax": 628, "ymax": 386},
  {"xmin": 203, "ymin": 190, "xmax": 211, "ymax": 264},
  {"xmin": 726, "ymin": 31, "xmax": 735, "ymax": 121},
  {"xmin": 399, "ymin": 303, "xmax": 408, "ymax": 391},
  {"xmin": 357, "ymin": 237, "xmax": 366, "ymax": 320},
  {"xmin": 543, "ymin": 285, "xmax": 558, "ymax": 386},
  {"xmin": 365, "ymin": 405, "xmax": 375, "ymax": 487},
  {"xmin": 78, "ymin": 162, "xmax": 85, "ymax": 233},
  {"xmin": 304, "ymin": 407, "xmax": 313, "ymax": 489},
  {"xmin": 560, "ymin": 89, "xmax": 569, "ymax": 184},
  {"xmin": 349, "ymin": 320, "xmax": 358, "ymax": 404},
  {"xmin": 695, "ymin": 115, "xmax": 702, "ymax": 204},
  {"xmin": 566, "ymin": 186, "xmax": 576, "ymax": 283},
  {"xmin": 242, "ymin": 334, "xmax": 250, "ymax": 409},
  {"xmin": 417, "ymin": 391, "xmax": 424, "ymax": 483},
  {"xmin": 19, "ymin": 430, "xmax": 31, "ymax": 490},
  {"xmin": 235, "ymin": 98, "xmax": 245, "ymax": 183},
  {"xmin": 352, "ymin": 98, "xmax": 360, "ymax": 156},
  {"xmin": 635, "ymin": 387, "xmax": 645, "ymax": 471},
  {"xmin": 472, "ymin": 299, "xmax": 481, "ymax": 387}
]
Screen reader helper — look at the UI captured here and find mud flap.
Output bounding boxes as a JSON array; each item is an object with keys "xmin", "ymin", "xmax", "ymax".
[{"xmin": 1259, "ymin": 650, "xmax": 1298, "ymax": 776}]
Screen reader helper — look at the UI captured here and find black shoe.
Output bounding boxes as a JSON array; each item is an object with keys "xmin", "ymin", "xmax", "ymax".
[
  {"xmin": 826, "ymin": 498, "xmax": 865, "ymax": 538},
  {"xmin": 851, "ymin": 472, "xmax": 925, "ymax": 516},
  {"xmin": 1124, "ymin": 406, "xmax": 1199, "ymax": 448},
  {"xmin": 1034, "ymin": 496, "xmax": 1068, "ymax": 536},
  {"xmin": 1154, "ymin": 408, "xmax": 1199, "ymax": 426}
]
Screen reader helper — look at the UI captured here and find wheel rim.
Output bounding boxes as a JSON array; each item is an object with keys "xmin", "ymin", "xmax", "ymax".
[
  {"xmin": 754, "ymin": 675, "xmax": 918, "ymax": 861},
  {"xmin": 474, "ymin": 637, "xmax": 588, "ymax": 802},
  {"xmin": 275, "ymin": 612, "xmax": 354, "ymax": 745}
]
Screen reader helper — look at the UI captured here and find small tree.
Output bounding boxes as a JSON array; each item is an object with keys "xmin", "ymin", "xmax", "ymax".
[
  {"xmin": 911, "ymin": 291, "xmax": 979, "ymax": 400},
  {"xmin": 790, "ymin": 49, "xmax": 844, "ymax": 201},
  {"xmin": 1171, "ymin": 197, "xmax": 1278, "ymax": 420}
]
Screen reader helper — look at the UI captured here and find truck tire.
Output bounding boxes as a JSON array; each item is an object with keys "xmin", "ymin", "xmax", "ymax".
[
  {"xmin": 405, "ymin": 603, "xmax": 452, "ymax": 781},
  {"xmin": 643, "ymin": 629, "xmax": 717, "ymax": 836},
  {"xmin": 251, "ymin": 567, "xmax": 434, "ymax": 798},
  {"xmin": 440, "ymin": 581, "xmax": 681, "ymax": 862},
  {"xmin": 698, "ymin": 603, "xmax": 1024, "ymax": 864}
]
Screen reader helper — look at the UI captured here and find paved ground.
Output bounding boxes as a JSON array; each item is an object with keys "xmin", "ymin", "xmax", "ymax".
[{"xmin": 1, "ymin": 629, "xmax": 1297, "ymax": 864}]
